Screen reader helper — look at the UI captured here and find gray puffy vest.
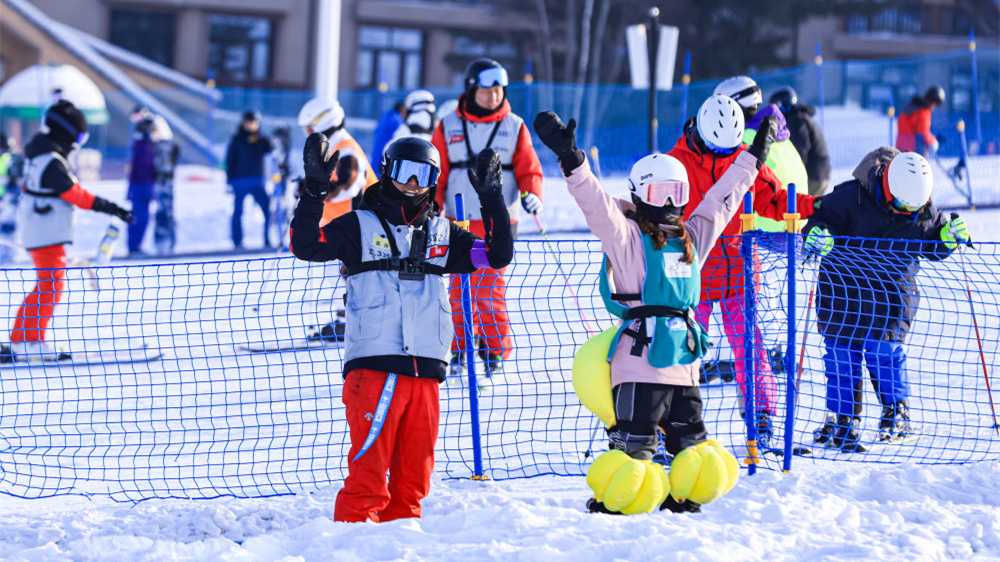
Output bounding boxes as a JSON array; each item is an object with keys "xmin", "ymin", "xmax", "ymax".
[
  {"xmin": 19, "ymin": 152, "xmax": 76, "ymax": 250},
  {"xmin": 343, "ymin": 210, "xmax": 454, "ymax": 364},
  {"xmin": 440, "ymin": 110, "xmax": 522, "ymax": 221}
]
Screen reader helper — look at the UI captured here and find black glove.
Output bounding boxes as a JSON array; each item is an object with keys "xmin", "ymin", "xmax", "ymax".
[
  {"xmin": 301, "ymin": 132, "xmax": 340, "ymax": 199},
  {"xmin": 92, "ymin": 197, "xmax": 134, "ymax": 223},
  {"xmin": 468, "ymin": 148, "xmax": 503, "ymax": 203},
  {"xmin": 533, "ymin": 111, "xmax": 585, "ymax": 175},
  {"xmin": 747, "ymin": 117, "xmax": 775, "ymax": 169}
]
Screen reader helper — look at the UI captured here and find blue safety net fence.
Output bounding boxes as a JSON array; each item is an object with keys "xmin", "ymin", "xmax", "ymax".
[{"xmin": 0, "ymin": 235, "xmax": 997, "ymax": 502}]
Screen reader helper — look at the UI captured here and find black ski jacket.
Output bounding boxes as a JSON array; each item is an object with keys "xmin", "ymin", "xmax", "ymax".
[
  {"xmin": 805, "ymin": 148, "xmax": 954, "ymax": 343},
  {"xmin": 785, "ymin": 104, "xmax": 830, "ymax": 184}
]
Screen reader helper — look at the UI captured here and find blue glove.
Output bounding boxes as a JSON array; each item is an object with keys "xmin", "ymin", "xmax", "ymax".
[
  {"xmin": 803, "ymin": 226, "xmax": 834, "ymax": 259},
  {"xmin": 520, "ymin": 192, "xmax": 543, "ymax": 215}
]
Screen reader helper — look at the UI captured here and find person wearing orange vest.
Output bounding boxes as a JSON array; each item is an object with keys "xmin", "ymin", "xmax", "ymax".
[
  {"xmin": 296, "ymin": 97, "xmax": 377, "ymax": 342},
  {"xmin": 0, "ymin": 101, "xmax": 133, "ymax": 363},
  {"xmin": 431, "ymin": 58, "xmax": 544, "ymax": 376},
  {"xmin": 896, "ymin": 86, "xmax": 945, "ymax": 156}
]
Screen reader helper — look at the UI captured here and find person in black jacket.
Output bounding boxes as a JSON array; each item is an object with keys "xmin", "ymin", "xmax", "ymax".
[
  {"xmin": 225, "ymin": 110, "xmax": 274, "ymax": 248},
  {"xmin": 290, "ymin": 135, "xmax": 513, "ymax": 522},
  {"xmin": 802, "ymin": 147, "xmax": 970, "ymax": 451},
  {"xmin": 770, "ymin": 87, "xmax": 831, "ymax": 196}
]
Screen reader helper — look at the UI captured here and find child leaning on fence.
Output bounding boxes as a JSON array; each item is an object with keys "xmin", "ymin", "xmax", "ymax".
[
  {"xmin": 289, "ymin": 135, "xmax": 513, "ymax": 523},
  {"xmin": 533, "ymin": 104, "xmax": 774, "ymax": 515},
  {"xmin": 802, "ymin": 147, "xmax": 970, "ymax": 452}
]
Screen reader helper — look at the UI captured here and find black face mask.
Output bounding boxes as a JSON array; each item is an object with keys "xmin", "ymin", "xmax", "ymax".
[
  {"xmin": 381, "ymin": 179, "xmax": 434, "ymax": 221},
  {"xmin": 632, "ymin": 195, "xmax": 682, "ymax": 224}
]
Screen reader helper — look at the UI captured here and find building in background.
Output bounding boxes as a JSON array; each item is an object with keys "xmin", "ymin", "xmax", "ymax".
[{"xmin": 19, "ymin": 0, "xmax": 544, "ymax": 91}]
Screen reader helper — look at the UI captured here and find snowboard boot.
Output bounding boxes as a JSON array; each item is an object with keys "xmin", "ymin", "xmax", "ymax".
[
  {"xmin": 660, "ymin": 496, "xmax": 701, "ymax": 513},
  {"xmin": 878, "ymin": 401, "xmax": 912, "ymax": 442},
  {"xmin": 831, "ymin": 415, "xmax": 865, "ymax": 453},
  {"xmin": 812, "ymin": 414, "xmax": 837, "ymax": 445},
  {"xmin": 756, "ymin": 411, "xmax": 774, "ymax": 451}
]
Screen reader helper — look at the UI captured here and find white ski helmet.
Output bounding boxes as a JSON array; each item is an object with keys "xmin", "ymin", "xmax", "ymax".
[
  {"xmin": 404, "ymin": 89, "xmax": 436, "ymax": 114},
  {"xmin": 713, "ymin": 75, "xmax": 763, "ymax": 109},
  {"xmin": 297, "ymin": 97, "xmax": 345, "ymax": 134},
  {"xmin": 150, "ymin": 115, "xmax": 173, "ymax": 142},
  {"xmin": 885, "ymin": 152, "xmax": 933, "ymax": 212},
  {"xmin": 696, "ymin": 94, "xmax": 745, "ymax": 153},
  {"xmin": 436, "ymin": 99, "xmax": 459, "ymax": 121},
  {"xmin": 628, "ymin": 153, "xmax": 690, "ymax": 208}
]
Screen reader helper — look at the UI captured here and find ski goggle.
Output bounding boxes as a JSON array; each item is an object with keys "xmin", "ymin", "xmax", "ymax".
[
  {"xmin": 881, "ymin": 172, "xmax": 923, "ymax": 214},
  {"xmin": 45, "ymin": 110, "xmax": 89, "ymax": 147},
  {"xmin": 387, "ymin": 159, "xmax": 439, "ymax": 189},
  {"xmin": 474, "ymin": 67, "xmax": 509, "ymax": 89},
  {"xmin": 703, "ymin": 137, "xmax": 739, "ymax": 156},
  {"xmin": 632, "ymin": 179, "xmax": 689, "ymax": 208},
  {"xmin": 727, "ymin": 85, "xmax": 762, "ymax": 106}
]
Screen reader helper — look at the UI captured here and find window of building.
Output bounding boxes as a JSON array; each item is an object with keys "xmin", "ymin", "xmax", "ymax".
[
  {"xmin": 109, "ymin": 8, "xmax": 177, "ymax": 67},
  {"xmin": 356, "ymin": 26, "xmax": 423, "ymax": 91},
  {"xmin": 207, "ymin": 14, "xmax": 273, "ymax": 86},
  {"xmin": 845, "ymin": 6, "xmax": 922, "ymax": 35}
]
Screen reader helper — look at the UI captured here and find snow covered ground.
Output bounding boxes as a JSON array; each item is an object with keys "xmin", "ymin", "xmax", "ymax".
[{"xmin": 1, "ymin": 462, "xmax": 998, "ymax": 561}]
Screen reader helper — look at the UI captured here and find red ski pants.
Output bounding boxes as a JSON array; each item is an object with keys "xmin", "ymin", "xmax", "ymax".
[
  {"xmin": 11, "ymin": 245, "xmax": 67, "ymax": 343},
  {"xmin": 449, "ymin": 266, "xmax": 512, "ymax": 360},
  {"xmin": 334, "ymin": 369, "xmax": 440, "ymax": 523}
]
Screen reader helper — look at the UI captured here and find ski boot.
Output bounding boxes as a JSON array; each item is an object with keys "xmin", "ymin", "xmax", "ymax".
[
  {"xmin": 0, "ymin": 344, "xmax": 12, "ymax": 364},
  {"xmin": 652, "ymin": 432, "xmax": 673, "ymax": 466},
  {"xmin": 477, "ymin": 339, "xmax": 503, "ymax": 378},
  {"xmin": 307, "ymin": 320, "xmax": 346, "ymax": 343},
  {"xmin": 660, "ymin": 496, "xmax": 701, "ymax": 514},
  {"xmin": 755, "ymin": 411, "xmax": 774, "ymax": 451},
  {"xmin": 10, "ymin": 341, "xmax": 71, "ymax": 362},
  {"xmin": 878, "ymin": 401, "xmax": 912, "ymax": 442},
  {"xmin": 812, "ymin": 414, "xmax": 837, "ymax": 445},
  {"xmin": 586, "ymin": 498, "xmax": 623, "ymax": 515},
  {"xmin": 831, "ymin": 415, "xmax": 865, "ymax": 453}
]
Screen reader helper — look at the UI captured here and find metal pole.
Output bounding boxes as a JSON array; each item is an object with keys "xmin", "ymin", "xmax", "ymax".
[
  {"xmin": 455, "ymin": 194, "xmax": 486, "ymax": 480},
  {"xmin": 314, "ymin": 0, "xmax": 341, "ymax": 99},
  {"xmin": 647, "ymin": 7, "xmax": 661, "ymax": 153},
  {"xmin": 782, "ymin": 184, "xmax": 800, "ymax": 471},
  {"xmin": 957, "ymin": 120, "xmax": 975, "ymax": 208},
  {"xmin": 887, "ymin": 105, "xmax": 896, "ymax": 148},
  {"xmin": 678, "ymin": 50, "xmax": 692, "ymax": 137},
  {"xmin": 815, "ymin": 42, "xmax": 825, "ymax": 131},
  {"xmin": 969, "ymin": 31, "xmax": 982, "ymax": 147},
  {"xmin": 740, "ymin": 191, "xmax": 759, "ymax": 474}
]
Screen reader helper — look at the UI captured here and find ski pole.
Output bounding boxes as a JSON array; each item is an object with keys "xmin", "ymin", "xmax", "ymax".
[
  {"xmin": 527, "ymin": 211, "xmax": 600, "ymax": 335},
  {"xmin": 952, "ymin": 214, "xmax": 999, "ymax": 434},
  {"xmin": 795, "ymin": 285, "xmax": 816, "ymax": 394}
]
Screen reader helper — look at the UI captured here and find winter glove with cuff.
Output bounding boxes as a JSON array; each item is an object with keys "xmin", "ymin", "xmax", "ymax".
[
  {"xmin": 747, "ymin": 117, "xmax": 775, "ymax": 169},
  {"xmin": 301, "ymin": 132, "xmax": 340, "ymax": 199},
  {"xmin": 92, "ymin": 197, "xmax": 134, "ymax": 223},
  {"xmin": 533, "ymin": 112, "xmax": 586, "ymax": 176},
  {"xmin": 803, "ymin": 225, "xmax": 834, "ymax": 259},
  {"xmin": 520, "ymin": 192, "xmax": 543, "ymax": 215},
  {"xmin": 940, "ymin": 213, "xmax": 970, "ymax": 250}
]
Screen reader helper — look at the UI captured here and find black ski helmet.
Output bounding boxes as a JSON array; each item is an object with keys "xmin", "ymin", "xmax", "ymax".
[
  {"xmin": 924, "ymin": 85, "xmax": 945, "ymax": 105},
  {"xmin": 44, "ymin": 100, "xmax": 88, "ymax": 146},
  {"xmin": 464, "ymin": 58, "xmax": 508, "ymax": 94},
  {"xmin": 382, "ymin": 136, "xmax": 441, "ymax": 183},
  {"xmin": 769, "ymin": 86, "xmax": 798, "ymax": 113}
]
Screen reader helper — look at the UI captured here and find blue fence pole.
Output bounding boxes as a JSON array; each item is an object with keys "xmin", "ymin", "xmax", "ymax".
[
  {"xmin": 815, "ymin": 42, "xmax": 825, "ymax": 131},
  {"xmin": 740, "ymin": 191, "xmax": 759, "ymax": 475},
  {"xmin": 783, "ymin": 184, "xmax": 800, "ymax": 471},
  {"xmin": 969, "ymin": 31, "xmax": 982, "ymax": 148},
  {"xmin": 678, "ymin": 51, "xmax": 692, "ymax": 136},
  {"xmin": 455, "ymin": 194, "xmax": 486, "ymax": 480}
]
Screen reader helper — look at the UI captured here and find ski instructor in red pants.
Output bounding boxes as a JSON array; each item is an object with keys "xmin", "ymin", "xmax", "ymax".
[
  {"xmin": 2, "ymin": 100, "xmax": 132, "ymax": 363},
  {"xmin": 432, "ymin": 58, "xmax": 543, "ymax": 374},
  {"xmin": 290, "ymin": 135, "xmax": 513, "ymax": 522}
]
